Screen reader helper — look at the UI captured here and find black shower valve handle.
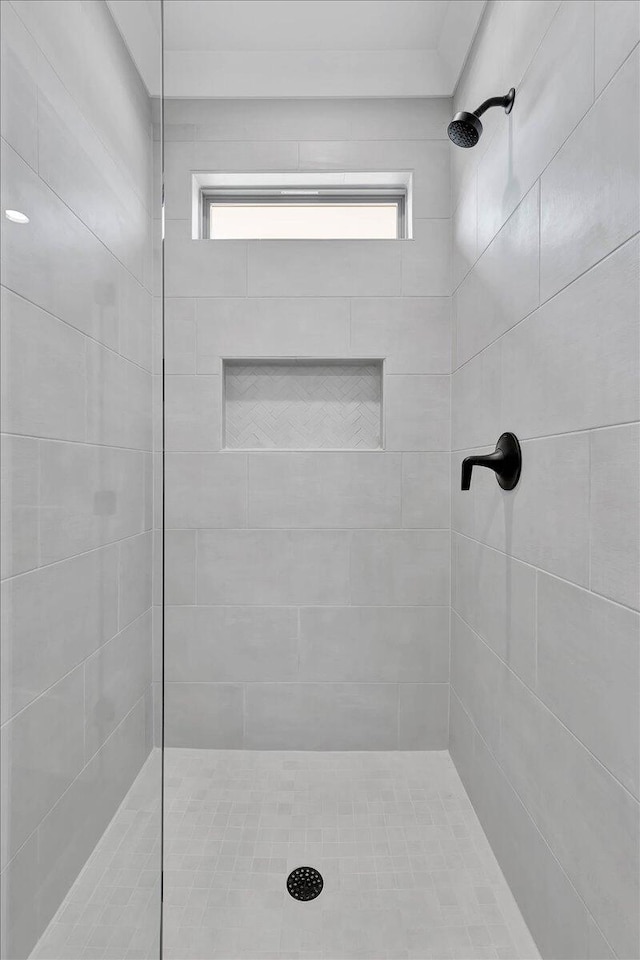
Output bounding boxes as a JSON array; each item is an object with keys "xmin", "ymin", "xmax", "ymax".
[
  {"xmin": 461, "ymin": 432, "xmax": 522, "ymax": 491},
  {"xmin": 460, "ymin": 449, "xmax": 505, "ymax": 489}
]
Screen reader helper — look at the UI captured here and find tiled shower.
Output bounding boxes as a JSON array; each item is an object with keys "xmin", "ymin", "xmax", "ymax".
[
  {"xmin": 1, "ymin": 2, "xmax": 638, "ymax": 960},
  {"xmin": 162, "ymin": 94, "xmax": 451, "ymax": 752}
]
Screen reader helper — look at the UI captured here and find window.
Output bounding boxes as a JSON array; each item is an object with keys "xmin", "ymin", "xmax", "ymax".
[
  {"xmin": 194, "ymin": 173, "xmax": 412, "ymax": 240},
  {"xmin": 204, "ymin": 189, "xmax": 405, "ymax": 240}
]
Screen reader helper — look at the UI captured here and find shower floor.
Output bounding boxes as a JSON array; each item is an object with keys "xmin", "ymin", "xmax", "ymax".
[
  {"xmin": 31, "ymin": 749, "xmax": 539, "ymax": 960},
  {"xmin": 163, "ymin": 749, "xmax": 538, "ymax": 960}
]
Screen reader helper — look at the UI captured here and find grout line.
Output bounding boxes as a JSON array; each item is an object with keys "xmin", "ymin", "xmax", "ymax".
[
  {"xmin": 453, "ymin": 229, "xmax": 639, "ymax": 375},
  {"xmin": 593, "ymin": 0, "xmax": 596, "ymax": 102},
  {"xmin": 587, "ymin": 430, "xmax": 594, "ymax": 594},
  {"xmin": 1, "ymin": 9, "xmax": 153, "ymax": 221},
  {"xmin": 450, "ymin": 608, "xmax": 639, "ymax": 803},
  {"xmin": 0, "ymin": 690, "xmax": 151, "ymax": 876},
  {"xmin": 451, "ymin": 529, "xmax": 639, "ymax": 616},
  {"xmin": 451, "ymin": 39, "xmax": 639, "ymax": 306},
  {"xmin": 449, "ymin": 687, "xmax": 619, "ymax": 960},
  {"xmin": 1, "ymin": 531, "xmax": 152, "ymax": 586},
  {"xmin": 1, "ymin": 281, "xmax": 154, "ymax": 377},
  {"xmin": 534, "ymin": 570, "xmax": 539, "ymax": 692},
  {"xmin": 452, "ymin": 417, "xmax": 640, "ymax": 453},
  {"xmin": 0, "ymin": 428, "xmax": 154, "ymax": 454},
  {"xmin": 0, "ymin": 608, "xmax": 152, "ymax": 731},
  {"xmin": 1, "ymin": 135, "xmax": 153, "ymax": 294},
  {"xmin": 163, "ymin": 680, "xmax": 449, "ymax": 686}
]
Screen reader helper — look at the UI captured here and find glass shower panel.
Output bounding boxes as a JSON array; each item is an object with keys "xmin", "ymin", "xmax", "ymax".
[{"xmin": 0, "ymin": 1, "xmax": 163, "ymax": 957}]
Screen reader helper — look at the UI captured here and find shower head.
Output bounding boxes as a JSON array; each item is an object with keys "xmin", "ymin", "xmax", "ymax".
[
  {"xmin": 448, "ymin": 87, "xmax": 515, "ymax": 148},
  {"xmin": 448, "ymin": 111, "xmax": 483, "ymax": 148}
]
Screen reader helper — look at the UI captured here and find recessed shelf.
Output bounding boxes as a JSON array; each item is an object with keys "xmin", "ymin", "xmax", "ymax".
[{"xmin": 223, "ymin": 359, "xmax": 383, "ymax": 450}]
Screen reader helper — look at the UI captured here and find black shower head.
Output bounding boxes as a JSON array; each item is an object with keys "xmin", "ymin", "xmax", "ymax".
[
  {"xmin": 448, "ymin": 88, "xmax": 515, "ymax": 148},
  {"xmin": 448, "ymin": 111, "xmax": 483, "ymax": 148}
]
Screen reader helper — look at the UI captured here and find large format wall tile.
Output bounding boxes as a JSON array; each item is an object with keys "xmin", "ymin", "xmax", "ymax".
[
  {"xmin": 38, "ymin": 443, "xmax": 147, "ymax": 565},
  {"xmin": 164, "ymin": 376, "xmax": 221, "ymax": 451},
  {"xmin": 248, "ymin": 452, "xmax": 401, "ymax": 528},
  {"xmin": 499, "ymin": 665, "xmax": 639, "ymax": 959},
  {"xmin": 398, "ymin": 683, "xmax": 449, "ymax": 748},
  {"xmin": 165, "ymin": 606, "xmax": 298, "ymax": 682},
  {"xmin": 36, "ymin": 696, "xmax": 150, "ymax": 938},
  {"xmin": 84, "ymin": 610, "xmax": 152, "ymax": 758},
  {"xmin": 477, "ymin": 0, "xmax": 595, "ymax": 252},
  {"xmin": 400, "ymin": 219, "xmax": 451, "ymax": 296},
  {"xmin": 450, "ymin": 692, "xmax": 602, "ymax": 960},
  {"xmin": 1, "ymin": 668, "xmax": 85, "ymax": 869},
  {"xmin": 86, "ymin": 341, "xmax": 152, "ymax": 451},
  {"xmin": 453, "ymin": 534, "xmax": 536, "ymax": 688},
  {"xmin": 350, "ymin": 298, "xmax": 450, "ymax": 374},
  {"xmin": 594, "ymin": 0, "xmax": 640, "ymax": 97},
  {"xmin": 298, "ymin": 606, "xmax": 449, "ymax": 682},
  {"xmin": 452, "ymin": 172, "xmax": 478, "ymax": 290},
  {"xmin": 540, "ymin": 49, "xmax": 639, "ymax": 300},
  {"xmin": 165, "ymin": 452, "xmax": 247, "ymax": 528},
  {"xmin": 164, "ymin": 530, "xmax": 197, "ymax": 605},
  {"xmin": 247, "ymin": 238, "xmax": 402, "ymax": 297},
  {"xmin": 0, "ymin": 137, "xmax": 120, "ymax": 354},
  {"xmin": 198, "ymin": 530, "xmax": 351, "ymax": 605},
  {"xmin": 451, "ymin": 613, "xmax": 504, "ymax": 755},
  {"xmin": 503, "ymin": 236, "xmax": 639, "ymax": 440},
  {"xmin": 0, "ymin": 288, "xmax": 86, "ymax": 442},
  {"xmin": 350, "ymin": 530, "xmax": 450, "ymax": 605},
  {"xmin": 163, "ymin": 97, "xmax": 450, "ymax": 143},
  {"xmin": 0, "ymin": 546, "xmax": 119, "ymax": 723},
  {"xmin": 165, "ymin": 220, "xmax": 247, "ymax": 297},
  {"xmin": 36, "ymin": 61, "xmax": 147, "ymax": 282},
  {"xmin": 196, "ymin": 297, "xmax": 350, "ymax": 371},
  {"xmin": 164, "ymin": 683, "xmax": 244, "ymax": 748},
  {"xmin": 119, "ymin": 533, "xmax": 153, "ymax": 629},
  {"xmin": 451, "ymin": 342, "xmax": 502, "ymax": 451},
  {"xmin": 0, "ymin": 4, "xmax": 38, "ymax": 169},
  {"xmin": 453, "ymin": 621, "xmax": 639, "ymax": 959},
  {"xmin": 0, "ymin": 833, "xmax": 39, "ymax": 960},
  {"xmin": 452, "ymin": 434, "xmax": 590, "ymax": 586},
  {"xmin": 165, "ymin": 299, "xmax": 197, "ymax": 374},
  {"xmin": 0, "ymin": 435, "xmax": 39, "ymax": 579},
  {"xmin": 385, "ymin": 375, "xmax": 450, "ymax": 451},
  {"xmin": 455, "ymin": 184, "xmax": 539, "ymax": 366},
  {"xmin": 244, "ymin": 683, "xmax": 399, "ymax": 750},
  {"xmin": 590, "ymin": 424, "xmax": 640, "ymax": 610},
  {"xmin": 401, "ymin": 453, "xmax": 450, "ymax": 528},
  {"xmin": 536, "ymin": 573, "xmax": 639, "ymax": 797}
]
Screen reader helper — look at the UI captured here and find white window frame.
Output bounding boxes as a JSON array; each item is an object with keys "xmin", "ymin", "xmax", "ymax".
[{"xmin": 191, "ymin": 171, "xmax": 413, "ymax": 240}]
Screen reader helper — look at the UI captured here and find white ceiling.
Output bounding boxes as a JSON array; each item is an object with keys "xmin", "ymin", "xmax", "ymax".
[{"xmin": 108, "ymin": 0, "xmax": 485, "ymax": 98}]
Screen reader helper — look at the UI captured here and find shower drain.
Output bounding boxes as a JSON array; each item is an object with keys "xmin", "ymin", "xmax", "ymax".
[{"xmin": 286, "ymin": 866, "xmax": 324, "ymax": 901}]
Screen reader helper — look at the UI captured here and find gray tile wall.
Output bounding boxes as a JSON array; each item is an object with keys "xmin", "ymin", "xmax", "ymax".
[
  {"xmin": 162, "ymin": 96, "xmax": 452, "ymax": 749},
  {"xmin": 0, "ymin": 2, "xmax": 157, "ymax": 956},
  {"xmin": 450, "ymin": 2, "xmax": 640, "ymax": 958}
]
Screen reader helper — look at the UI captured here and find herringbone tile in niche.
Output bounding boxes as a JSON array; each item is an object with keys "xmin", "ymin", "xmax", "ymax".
[{"xmin": 224, "ymin": 361, "xmax": 382, "ymax": 449}]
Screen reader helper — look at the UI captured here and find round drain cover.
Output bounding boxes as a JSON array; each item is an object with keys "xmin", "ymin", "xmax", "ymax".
[{"xmin": 287, "ymin": 866, "xmax": 324, "ymax": 901}]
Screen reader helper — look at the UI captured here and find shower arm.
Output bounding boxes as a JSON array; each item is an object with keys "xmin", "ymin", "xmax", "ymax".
[{"xmin": 473, "ymin": 90, "xmax": 515, "ymax": 118}]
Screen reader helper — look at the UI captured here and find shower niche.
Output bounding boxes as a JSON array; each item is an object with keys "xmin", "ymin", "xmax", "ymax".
[{"xmin": 223, "ymin": 358, "xmax": 383, "ymax": 450}]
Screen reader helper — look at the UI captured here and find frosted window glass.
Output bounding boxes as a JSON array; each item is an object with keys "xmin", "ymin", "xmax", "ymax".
[{"xmin": 209, "ymin": 202, "xmax": 399, "ymax": 239}]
